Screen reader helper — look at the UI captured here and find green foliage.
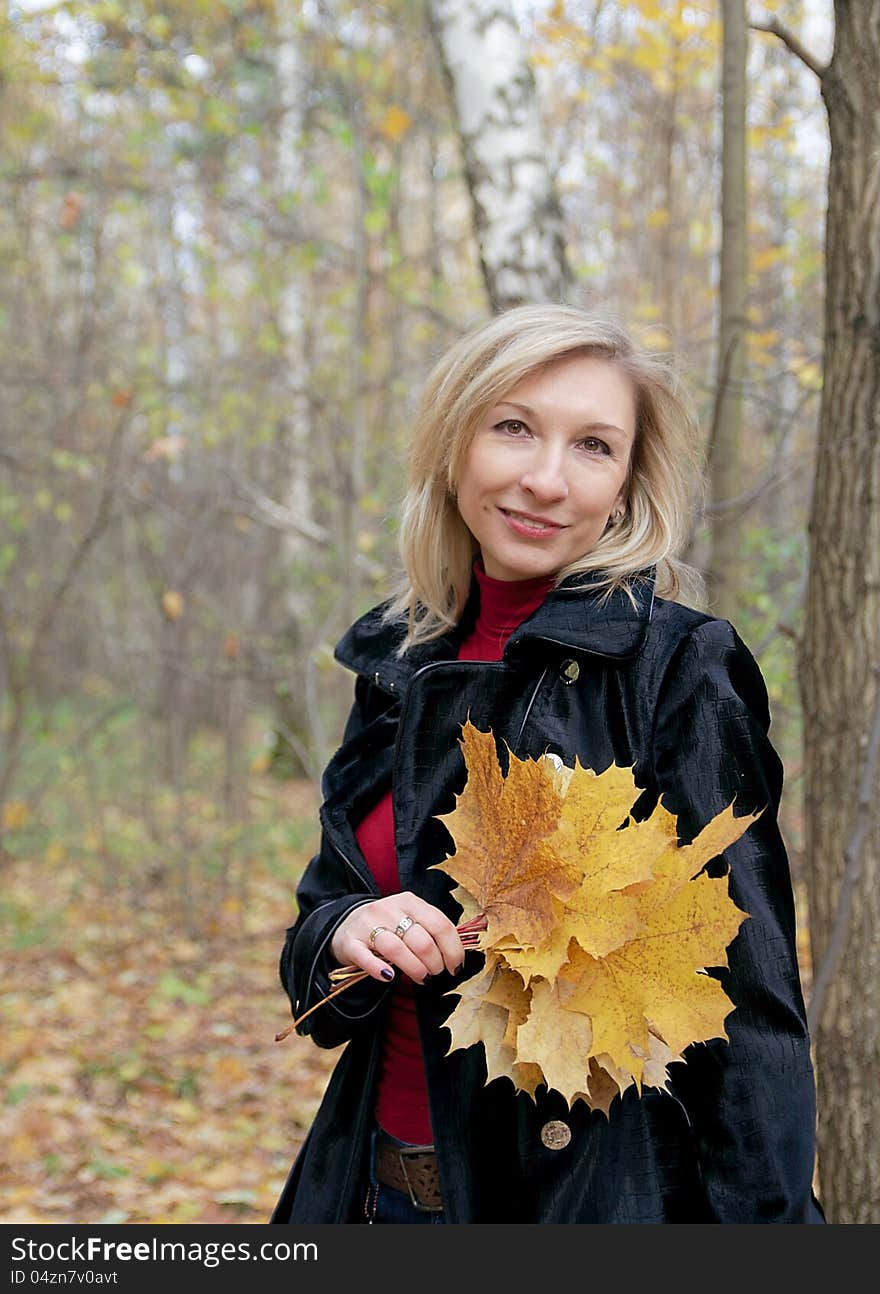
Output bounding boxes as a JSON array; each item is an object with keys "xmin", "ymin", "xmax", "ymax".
[
  {"xmin": 153, "ymin": 972, "xmax": 212, "ymax": 1008},
  {"xmin": 87, "ymin": 1159, "xmax": 131, "ymax": 1181}
]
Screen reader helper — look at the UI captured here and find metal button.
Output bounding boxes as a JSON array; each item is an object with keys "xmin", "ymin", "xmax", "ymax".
[
  {"xmin": 559, "ymin": 659, "xmax": 580, "ymax": 684},
  {"xmin": 540, "ymin": 1120, "xmax": 572, "ymax": 1150}
]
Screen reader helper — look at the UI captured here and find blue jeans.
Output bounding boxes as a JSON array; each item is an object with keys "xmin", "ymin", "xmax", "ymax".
[{"xmin": 365, "ymin": 1126, "xmax": 446, "ymax": 1224}]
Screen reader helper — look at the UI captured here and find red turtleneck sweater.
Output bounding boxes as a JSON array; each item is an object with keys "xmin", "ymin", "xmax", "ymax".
[{"xmin": 353, "ymin": 559, "xmax": 554, "ymax": 1144}]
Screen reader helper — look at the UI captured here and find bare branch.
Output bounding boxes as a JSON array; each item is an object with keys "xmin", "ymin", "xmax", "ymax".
[
  {"xmin": 703, "ymin": 452, "xmax": 806, "ymax": 517},
  {"xmin": 27, "ymin": 701, "xmax": 133, "ymax": 814},
  {"xmin": 0, "ymin": 448, "xmax": 39, "ymax": 474},
  {"xmin": 228, "ymin": 477, "xmax": 386, "ymax": 581},
  {"xmin": 28, "ymin": 412, "xmax": 128, "ymax": 659},
  {"xmin": 230, "ymin": 475, "xmax": 329, "ymax": 544},
  {"xmin": 753, "ymin": 567, "xmax": 807, "ymax": 659},
  {"xmin": 749, "ymin": 17, "xmax": 827, "ymax": 80},
  {"xmin": 705, "ymin": 385, "xmax": 814, "ymax": 517},
  {"xmin": 0, "ymin": 415, "xmax": 130, "ymax": 817},
  {"xmin": 808, "ymin": 664, "xmax": 880, "ymax": 1033}
]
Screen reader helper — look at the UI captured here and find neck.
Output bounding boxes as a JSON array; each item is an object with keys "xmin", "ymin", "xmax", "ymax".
[{"xmin": 470, "ymin": 557, "xmax": 554, "ymax": 649}]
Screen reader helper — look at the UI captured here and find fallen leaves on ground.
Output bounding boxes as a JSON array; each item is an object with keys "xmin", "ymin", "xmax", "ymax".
[{"xmin": 0, "ymin": 780, "xmax": 332, "ymax": 1225}]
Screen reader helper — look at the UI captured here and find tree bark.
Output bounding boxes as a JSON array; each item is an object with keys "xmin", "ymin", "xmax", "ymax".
[
  {"xmin": 707, "ymin": 0, "xmax": 747, "ymax": 620},
  {"xmin": 267, "ymin": 0, "xmax": 315, "ymax": 779},
  {"xmin": 799, "ymin": 0, "xmax": 880, "ymax": 1224},
  {"xmin": 426, "ymin": 0, "xmax": 571, "ymax": 310}
]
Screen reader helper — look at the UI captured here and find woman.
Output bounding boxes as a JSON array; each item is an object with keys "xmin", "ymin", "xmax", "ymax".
[{"xmin": 271, "ymin": 305, "xmax": 824, "ymax": 1224}]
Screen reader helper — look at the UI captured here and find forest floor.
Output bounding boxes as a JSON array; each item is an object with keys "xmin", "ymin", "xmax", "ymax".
[{"xmin": 1, "ymin": 772, "xmax": 334, "ymax": 1225}]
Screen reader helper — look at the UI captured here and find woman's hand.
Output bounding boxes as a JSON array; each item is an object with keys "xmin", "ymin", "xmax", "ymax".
[{"xmin": 330, "ymin": 891, "xmax": 466, "ymax": 984}]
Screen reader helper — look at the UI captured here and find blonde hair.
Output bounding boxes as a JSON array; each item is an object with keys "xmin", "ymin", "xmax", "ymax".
[{"xmin": 383, "ymin": 304, "xmax": 707, "ymax": 653}]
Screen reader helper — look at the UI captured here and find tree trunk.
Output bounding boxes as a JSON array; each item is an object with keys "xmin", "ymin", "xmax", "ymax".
[
  {"xmin": 267, "ymin": 0, "xmax": 315, "ymax": 779},
  {"xmin": 344, "ymin": 87, "xmax": 370, "ymax": 632},
  {"xmin": 426, "ymin": 0, "xmax": 571, "ymax": 310},
  {"xmin": 657, "ymin": 51, "xmax": 679, "ymax": 348},
  {"xmin": 707, "ymin": 0, "xmax": 747, "ymax": 621},
  {"xmin": 799, "ymin": 0, "xmax": 880, "ymax": 1224}
]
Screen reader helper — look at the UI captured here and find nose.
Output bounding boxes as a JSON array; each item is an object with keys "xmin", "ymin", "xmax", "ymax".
[{"xmin": 519, "ymin": 442, "xmax": 569, "ymax": 502}]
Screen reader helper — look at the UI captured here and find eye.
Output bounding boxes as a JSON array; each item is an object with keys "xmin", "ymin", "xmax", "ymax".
[
  {"xmin": 578, "ymin": 437, "xmax": 610, "ymax": 455},
  {"xmin": 494, "ymin": 419, "xmax": 530, "ymax": 436}
]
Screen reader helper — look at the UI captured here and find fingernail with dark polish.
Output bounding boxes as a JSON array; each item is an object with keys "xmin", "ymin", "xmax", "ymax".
[{"xmin": 380, "ymin": 967, "xmax": 394, "ymax": 980}]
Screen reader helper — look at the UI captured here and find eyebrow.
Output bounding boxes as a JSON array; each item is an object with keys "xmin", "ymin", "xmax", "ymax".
[{"xmin": 494, "ymin": 400, "xmax": 631, "ymax": 439}]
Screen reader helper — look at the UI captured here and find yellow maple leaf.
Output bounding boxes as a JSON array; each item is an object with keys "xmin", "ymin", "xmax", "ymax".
[
  {"xmin": 553, "ymin": 841, "xmax": 753, "ymax": 1087},
  {"xmin": 444, "ymin": 955, "xmax": 531, "ymax": 1087},
  {"xmin": 483, "ymin": 958, "xmax": 532, "ymax": 1049},
  {"xmin": 574, "ymin": 1056, "xmax": 632, "ymax": 1116},
  {"xmin": 434, "ymin": 722, "xmax": 579, "ymax": 949},
  {"xmin": 516, "ymin": 979, "xmax": 593, "ymax": 1099},
  {"xmin": 499, "ymin": 911, "xmax": 576, "ymax": 984},
  {"xmin": 550, "ymin": 780, "xmax": 681, "ymax": 958},
  {"xmin": 437, "ymin": 724, "xmax": 758, "ymax": 1110}
]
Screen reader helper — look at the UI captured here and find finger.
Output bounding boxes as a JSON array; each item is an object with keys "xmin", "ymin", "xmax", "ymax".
[
  {"xmin": 360, "ymin": 951, "xmax": 398, "ymax": 983},
  {"xmin": 336, "ymin": 894, "xmax": 466, "ymax": 978},
  {"xmin": 332, "ymin": 925, "xmax": 398, "ymax": 984},
  {"xmin": 395, "ymin": 920, "xmax": 445, "ymax": 977},
  {"xmin": 367, "ymin": 925, "xmax": 437, "ymax": 983},
  {"xmin": 395, "ymin": 893, "xmax": 466, "ymax": 974}
]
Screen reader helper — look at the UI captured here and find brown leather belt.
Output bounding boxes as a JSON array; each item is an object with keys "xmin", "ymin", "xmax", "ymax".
[{"xmin": 374, "ymin": 1128, "xmax": 443, "ymax": 1212}]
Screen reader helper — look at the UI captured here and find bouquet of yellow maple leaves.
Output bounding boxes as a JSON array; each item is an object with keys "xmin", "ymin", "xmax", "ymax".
[
  {"xmin": 433, "ymin": 722, "xmax": 759, "ymax": 1115},
  {"xmin": 277, "ymin": 720, "xmax": 759, "ymax": 1118}
]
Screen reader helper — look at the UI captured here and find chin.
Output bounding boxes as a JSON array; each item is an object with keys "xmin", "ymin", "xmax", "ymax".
[{"xmin": 489, "ymin": 555, "xmax": 560, "ymax": 581}]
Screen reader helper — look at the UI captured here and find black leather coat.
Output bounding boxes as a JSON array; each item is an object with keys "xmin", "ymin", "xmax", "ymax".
[{"xmin": 271, "ymin": 566, "xmax": 825, "ymax": 1224}]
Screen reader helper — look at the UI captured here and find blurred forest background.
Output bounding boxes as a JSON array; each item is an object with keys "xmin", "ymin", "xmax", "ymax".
[{"xmin": 2, "ymin": 0, "xmax": 877, "ymax": 1225}]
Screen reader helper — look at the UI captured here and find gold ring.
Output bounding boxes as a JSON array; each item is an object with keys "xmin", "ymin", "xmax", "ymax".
[
  {"xmin": 368, "ymin": 926, "xmax": 387, "ymax": 951},
  {"xmin": 394, "ymin": 915, "xmax": 415, "ymax": 938}
]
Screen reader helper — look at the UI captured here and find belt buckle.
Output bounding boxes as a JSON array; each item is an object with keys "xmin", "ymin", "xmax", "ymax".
[{"xmin": 396, "ymin": 1144, "xmax": 439, "ymax": 1214}]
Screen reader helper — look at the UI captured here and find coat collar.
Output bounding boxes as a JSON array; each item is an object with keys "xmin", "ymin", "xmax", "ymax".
[{"xmin": 334, "ymin": 565, "xmax": 657, "ymax": 698}]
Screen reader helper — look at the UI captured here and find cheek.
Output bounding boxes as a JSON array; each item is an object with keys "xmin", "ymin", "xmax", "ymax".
[
  {"xmin": 454, "ymin": 480, "xmax": 483, "ymax": 533},
  {"xmin": 566, "ymin": 495, "xmax": 617, "ymax": 534},
  {"xmin": 456, "ymin": 456, "xmax": 496, "ymax": 512},
  {"xmin": 569, "ymin": 482, "xmax": 612, "ymax": 518}
]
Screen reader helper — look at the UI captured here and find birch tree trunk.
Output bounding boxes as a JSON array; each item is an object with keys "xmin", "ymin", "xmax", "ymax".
[
  {"xmin": 268, "ymin": 0, "xmax": 314, "ymax": 778},
  {"xmin": 798, "ymin": 0, "xmax": 880, "ymax": 1224},
  {"xmin": 426, "ymin": 0, "xmax": 570, "ymax": 310},
  {"xmin": 707, "ymin": 0, "xmax": 747, "ymax": 620}
]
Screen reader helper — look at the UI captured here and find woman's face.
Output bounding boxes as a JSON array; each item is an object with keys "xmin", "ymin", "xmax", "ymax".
[{"xmin": 455, "ymin": 353, "xmax": 637, "ymax": 582}]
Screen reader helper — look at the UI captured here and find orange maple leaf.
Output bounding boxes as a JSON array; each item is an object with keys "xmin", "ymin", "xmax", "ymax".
[{"xmin": 433, "ymin": 722, "xmax": 579, "ymax": 950}]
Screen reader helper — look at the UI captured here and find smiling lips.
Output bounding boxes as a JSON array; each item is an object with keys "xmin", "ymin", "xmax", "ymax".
[{"xmin": 499, "ymin": 507, "xmax": 566, "ymax": 538}]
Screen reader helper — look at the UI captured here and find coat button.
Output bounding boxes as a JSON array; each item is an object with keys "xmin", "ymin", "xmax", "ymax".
[
  {"xmin": 559, "ymin": 659, "xmax": 580, "ymax": 684},
  {"xmin": 540, "ymin": 1120, "xmax": 572, "ymax": 1150}
]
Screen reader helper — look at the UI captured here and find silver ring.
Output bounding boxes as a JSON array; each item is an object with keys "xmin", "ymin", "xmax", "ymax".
[{"xmin": 394, "ymin": 915, "xmax": 415, "ymax": 939}]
